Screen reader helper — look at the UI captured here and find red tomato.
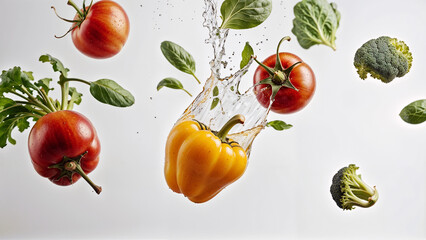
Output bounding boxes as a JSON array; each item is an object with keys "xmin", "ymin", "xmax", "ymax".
[
  {"xmin": 28, "ymin": 110, "xmax": 102, "ymax": 194},
  {"xmin": 71, "ymin": 0, "xmax": 130, "ymax": 59},
  {"xmin": 253, "ymin": 52, "xmax": 316, "ymax": 114}
]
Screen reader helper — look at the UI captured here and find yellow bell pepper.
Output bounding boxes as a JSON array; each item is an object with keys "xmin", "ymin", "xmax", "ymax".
[{"xmin": 164, "ymin": 114, "xmax": 247, "ymax": 203}]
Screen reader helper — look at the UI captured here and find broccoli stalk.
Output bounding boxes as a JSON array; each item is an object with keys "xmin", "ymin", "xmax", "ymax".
[
  {"xmin": 330, "ymin": 164, "xmax": 379, "ymax": 210},
  {"xmin": 354, "ymin": 36, "xmax": 412, "ymax": 83}
]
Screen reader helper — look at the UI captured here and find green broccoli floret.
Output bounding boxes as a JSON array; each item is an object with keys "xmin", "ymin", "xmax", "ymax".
[
  {"xmin": 354, "ymin": 36, "xmax": 412, "ymax": 83},
  {"xmin": 330, "ymin": 164, "xmax": 379, "ymax": 210}
]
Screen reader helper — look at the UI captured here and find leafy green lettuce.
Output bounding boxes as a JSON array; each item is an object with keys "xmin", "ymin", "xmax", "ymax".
[{"xmin": 291, "ymin": 0, "xmax": 340, "ymax": 50}]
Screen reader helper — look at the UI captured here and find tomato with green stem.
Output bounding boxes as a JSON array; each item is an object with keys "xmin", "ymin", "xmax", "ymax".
[
  {"xmin": 253, "ymin": 37, "xmax": 316, "ymax": 114},
  {"xmin": 53, "ymin": 0, "xmax": 130, "ymax": 59},
  {"xmin": 28, "ymin": 110, "xmax": 102, "ymax": 194},
  {"xmin": 0, "ymin": 54, "xmax": 134, "ymax": 194}
]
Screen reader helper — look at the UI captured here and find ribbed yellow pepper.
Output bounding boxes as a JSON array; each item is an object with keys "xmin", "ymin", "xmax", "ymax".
[{"xmin": 164, "ymin": 114, "xmax": 247, "ymax": 203}]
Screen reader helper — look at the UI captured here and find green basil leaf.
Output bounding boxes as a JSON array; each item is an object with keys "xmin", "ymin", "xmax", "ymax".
[
  {"xmin": 266, "ymin": 120, "xmax": 293, "ymax": 131},
  {"xmin": 157, "ymin": 77, "xmax": 184, "ymax": 90},
  {"xmin": 220, "ymin": 0, "xmax": 272, "ymax": 30},
  {"xmin": 400, "ymin": 99, "xmax": 426, "ymax": 124},
  {"xmin": 90, "ymin": 79, "xmax": 135, "ymax": 107},
  {"xmin": 39, "ymin": 54, "xmax": 69, "ymax": 77},
  {"xmin": 211, "ymin": 97, "xmax": 219, "ymax": 110},
  {"xmin": 213, "ymin": 86, "xmax": 219, "ymax": 96},
  {"xmin": 161, "ymin": 41, "xmax": 196, "ymax": 76},
  {"xmin": 157, "ymin": 78, "xmax": 192, "ymax": 96},
  {"xmin": 291, "ymin": 0, "xmax": 340, "ymax": 50},
  {"xmin": 240, "ymin": 42, "xmax": 254, "ymax": 69}
]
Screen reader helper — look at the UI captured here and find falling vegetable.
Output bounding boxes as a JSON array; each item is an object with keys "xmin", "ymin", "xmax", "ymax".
[
  {"xmin": 291, "ymin": 0, "xmax": 340, "ymax": 50},
  {"xmin": 252, "ymin": 37, "xmax": 316, "ymax": 114},
  {"xmin": 0, "ymin": 54, "xmax": 134, "ymax": 194},
  {"xmin": 399, "ymin": 99, "xmax": 426, "ymax": 124},
  {"xmin": 164, "ymin": 114, "xmax": 247, "ymax": 203},
  {"xmin": 354, "ymin": 36, "xmax": 413, "ymax": 83},
  {"xmin": 330, "ymin": 164, "xmax": 379, "ymax": 210},
  {"xmin": 52, "ymin": 0, "xmax": 130, "ymax": 59}
]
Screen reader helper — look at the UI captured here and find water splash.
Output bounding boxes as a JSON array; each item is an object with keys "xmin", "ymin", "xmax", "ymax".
[{"xmin": 177, "ymin": 0, "xmax": 271, "ymax": 155}]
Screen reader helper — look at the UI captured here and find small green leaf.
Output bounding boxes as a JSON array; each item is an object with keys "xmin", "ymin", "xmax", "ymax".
[
  {"xmin": 35, "ymin": 78, "xmax": 53, "ymax": 94},
  {"xmin": 211, "ymin": 97, "xmax": 219, "ymax": 110},
  {"xmin": 16, "ymin": 118, "xmax": 30, "ymax": 132},
  {"xmin": 400, "ymin": 99, "xmax": 426, "ymax": 124},
  {"xmin": 160, "ymin": 41, "xmax": 196, "ymax": 76},
  {"xmin": 0, "ymin": 118, "xmax": 17, "ymax": 147},
  {"xmin": 39, "ymin": 54, "xmax": 69, "ymax": 77},
  {"xmin": 240, "ymin": 42, "xmax": 254, "ymax": 69},
  {"xmin": 68, "ymin": 87, "xmax": 83, "ymax": 105},
  {"xmin": 0, "ymin": 97, "xmax": 16, "ymax": 111},
  {"xmin": 220, "ymin": 0, "xmax": 272, "ymax": 30},
  {"xmin": 157, "ymin": 77, "xmax": 184, "ymax": 90},
  {"xmin": 0, "ymin": 67, "xmax": 23, "ymax": 95},
  {"xmin": 213, "ymin": 86, "xmax": 219, "ymax": 96},
  {"xmin": 90, "ymin": 79, "xmax": 135, "ymax": 107},
  {"xmin": 266, "ymin": 120, "xmax": 293, "ymax": 131},
  {"xmin": 157, "ymin": 78, "xmax": 192, "ymax": 97},
  {"xmin": 0, "ymin": 116, "xmax": 31, "ymax": 148}
]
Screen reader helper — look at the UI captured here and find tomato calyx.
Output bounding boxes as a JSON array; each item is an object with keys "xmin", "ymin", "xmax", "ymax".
[
  {"xmin": 49, "ymin": 151, "xmax": 102, "ymax": 194},
  {"xmin": 252, "ymin": 36, "xmax": 301, "ymax": 100},
  {"xmin": 51, "ymin": 0, "xmax": 94, "ymax": 39}
]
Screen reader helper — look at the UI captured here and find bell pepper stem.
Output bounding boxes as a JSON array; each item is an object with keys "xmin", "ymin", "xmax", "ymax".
[
  {"xmin": 217, "ymin": 114, "xmax": 245, "ymax": 142},
  {"xmin": 64, "ymin": 161, "xmax": 102, "ymax": 194}
]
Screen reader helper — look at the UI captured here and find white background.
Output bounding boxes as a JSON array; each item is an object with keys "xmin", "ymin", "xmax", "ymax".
[{"xmin": 0, "ymin": 0, "xmax": 425, "ymax": 239}]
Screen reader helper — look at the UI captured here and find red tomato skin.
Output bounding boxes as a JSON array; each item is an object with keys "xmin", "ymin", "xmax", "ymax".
[
  {"xmin": 253, "ymin": 52, "xmax": 316, "ymax": 114},
  {"xmin": 28, "ymin": 110, "xmax": 100, "ymax": 186},
  {"xmin": 71, "ymin": 0, "xmax": 130, "ymax": 59}
]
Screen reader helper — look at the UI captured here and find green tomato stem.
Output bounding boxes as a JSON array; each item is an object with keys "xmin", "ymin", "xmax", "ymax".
[
  {"xmin": 252, "ymin": 56, "xmax": 275, "ymax": 76},
  {"xmin": 65, "ymin": 77, "xmax": 92, "ymax": 85},
  {"xmin": 39, "ymin": 88, "xmax": 58, "ymax": 112},
  {"xmin": 15, "ymin": 102, "xmax": 47, "ymax": 116},
  {"xmin": 216, "ymin": 114, "xmax": 245, "ymax": 142},
  {"xmin": 60, "ymin": 81, "xmax": 69, "ymax": 110},
  {"xmin": 64, "ymin": 160, "xmax": 102, "ymax": 195},
  {"xmin": 275, "ymin": 36, "xmax": 291, "ymax": 71},
  {"xmin": 13, "ymin": 89, "xmax": 53, "ymax": 113},
  {"xmin": 67, "ymin": 0, "xmax": 84, "ymax": 17}
]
